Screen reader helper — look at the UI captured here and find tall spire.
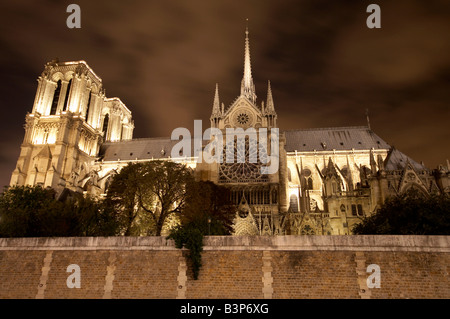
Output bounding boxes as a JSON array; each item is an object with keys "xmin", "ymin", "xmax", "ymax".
[{"xmin": 240, "ymin": 20, "xmax": 256, "ymax": 104}]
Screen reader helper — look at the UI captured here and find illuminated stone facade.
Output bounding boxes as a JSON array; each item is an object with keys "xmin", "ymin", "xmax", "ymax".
[
  {"xmin": 10, "ymin": 31, "xmax": 450, "ymax": 235},
  {"xmin": 10, "ymin": 60, "xmax": 133, "ymax": 194}
]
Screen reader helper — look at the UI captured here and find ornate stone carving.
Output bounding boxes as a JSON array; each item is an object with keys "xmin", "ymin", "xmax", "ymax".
[{"xmin": 219, "ymin": 138, "xmax": 268, "ymax": 183}]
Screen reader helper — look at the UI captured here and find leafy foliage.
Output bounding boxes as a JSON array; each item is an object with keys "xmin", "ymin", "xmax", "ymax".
[
  {"xmin": 168, "ymin": 224, "xmax": 203, "ymax": 280},
  {"xmin": 181, "ymin": 181, "xmax": 235, "ymax": 235},
  {"xmin": 104, "ymin": 163, "xmax": 146, "ymax": 235},
  {"xmin": 0, "ymin": 185, "xmax": 56, "ymax": 237},
  {"xmin": 352, "ymin": 189, "xmax": 450, "ymax": 235},
  {"xmin": 105, "ymin": 161, "xmax": 194, "ymax": 236},
  {"xmin": 0, "ymin": 185, "xmax": 120, "ymax": 237}
]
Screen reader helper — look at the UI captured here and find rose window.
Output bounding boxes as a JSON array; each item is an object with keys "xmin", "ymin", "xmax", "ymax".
[
  {"xmin": 218, "ymin": 137, "xmax": 269, "ymax": 183},
  {"xmin": 236, "ymin": 113, "xmax": 250, "ymax": 125}
]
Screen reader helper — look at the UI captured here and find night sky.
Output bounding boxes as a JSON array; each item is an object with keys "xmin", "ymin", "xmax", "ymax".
[{"xmin": 0, "ymin": 0, "xmax": 449, "ymax": 188}]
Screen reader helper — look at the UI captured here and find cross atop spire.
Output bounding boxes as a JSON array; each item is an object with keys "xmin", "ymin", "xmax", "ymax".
[{"xmin": 240, "ymin": 20, "xmax": 256, "ymax": 104}]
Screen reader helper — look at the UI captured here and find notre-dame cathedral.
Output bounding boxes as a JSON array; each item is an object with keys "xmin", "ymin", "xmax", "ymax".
[{"xmin": 10, "ymin": 28, "xmax": 450, "ymax": 236}]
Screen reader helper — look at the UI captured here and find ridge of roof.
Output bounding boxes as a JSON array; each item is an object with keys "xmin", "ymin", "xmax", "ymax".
[
  {"xmin": 101, "ymin": 136, "xmax": 173, "ymax": 145},
  {"xmin": 282, "ymin": 126, "xmax": 370, "ymax": 133}
]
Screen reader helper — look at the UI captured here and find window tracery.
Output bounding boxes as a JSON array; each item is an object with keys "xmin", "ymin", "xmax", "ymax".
[{"xmin": 219, "ymin": 137, "xmax": 268, "ymax": 183}]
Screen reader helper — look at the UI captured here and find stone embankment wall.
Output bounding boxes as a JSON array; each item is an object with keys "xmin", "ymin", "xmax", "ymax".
[{"xmin": 0, "ymin": 236, "xmax": 448, "ymax": 299}]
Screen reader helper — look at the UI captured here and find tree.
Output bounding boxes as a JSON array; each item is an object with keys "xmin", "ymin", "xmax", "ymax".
[
  {"xmin": 104, "ymin": 163, "xmax": 146, "ymax": 235},
  {"xmin": 105, "ymin": 161, "xmax": 194, "ymax": 236},
  {"xmin": 0, "ymin": 185, "xmax": 56, "ymax": 237},
  {"xmin": 66, "ymin": 196, "xmax": 121, "ymax": 236},
  {"xmin": 352, "ymin": 189, "xmax": 450, "ymax": 235},
  {"xmin": 181, "ymin": 181, "xmax": 235, "ymax": 235},
  {"xmin": 0, "ymin": 185, "xmax": 119, "ymax": 237}
]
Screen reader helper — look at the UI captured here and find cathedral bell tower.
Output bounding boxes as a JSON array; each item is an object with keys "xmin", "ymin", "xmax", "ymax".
[{"xmin": 10, "ymin": 60, "xmax": 134, "ymax": 195}]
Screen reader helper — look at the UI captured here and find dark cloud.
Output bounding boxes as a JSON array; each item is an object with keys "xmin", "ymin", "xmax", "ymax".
[{"xmin": 0, "ymin": 0, "xmax": 449, "ymax": 188}]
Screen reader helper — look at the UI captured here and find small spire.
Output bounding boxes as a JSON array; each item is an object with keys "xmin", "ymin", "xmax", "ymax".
[
  {"xmin": 266, "ymin": 80, "xmax": 275, "ymax": 114},
  {"xmin": 211, "ymin": 83, "xmax": 221, "ymax": 117},
  {"xmin": 328, "ymin": 156, "xmax": 334, "ymax": 169},
  {"xmin": 366, "ymin": 108, "xmax": 371, "ymax": 130}
]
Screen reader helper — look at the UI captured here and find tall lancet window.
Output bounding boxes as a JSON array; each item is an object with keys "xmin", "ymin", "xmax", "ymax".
[
  {"xmin": 289, "ymin": 194, "xmax": 299, "ymax": 213},
  {"xmin": 63, "ymin": 79, "xmax": 72, "ymax": 111},
  {"xmin": 50, "ymin": 80, "xmax": 61, "ymax": 115},
  {"xmin": 102, "ymin": 114, "xmax": 109, "ymax": 140},
  {"xmin": 307, "ymin": 177, "xmax": 313, "ymax": 190},
  {"xmin": 85, "ymin": 92, "xmax": 92, "ymax": 121}
]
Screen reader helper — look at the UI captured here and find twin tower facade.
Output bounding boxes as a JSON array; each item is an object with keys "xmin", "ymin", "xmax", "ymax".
[{"xmin": 10, "ymin": 29, "xmax": 450, "ymax": 236}]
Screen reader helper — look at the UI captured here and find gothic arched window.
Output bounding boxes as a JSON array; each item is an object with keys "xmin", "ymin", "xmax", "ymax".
[
  {"xmin": 301, "ymin": 168, "xmax": 313, "ymax": 190},
  {"xmin": 351, "ymin": 204, "xmax": 357, "ymax": 216},
  {"xmin": 85, "ymin": 92, "xmax": 92, "ymax": 121},
  {"xmin": 307, "ymin": 177, "xmax": 313, "ymax": 190},
  {"xmin": 50, "ymin": 80, "xmax": 61, "ymax": 115},
  {"xmin": 289, "ymin": 194, "xmax": 298, "ymax": 212},
  {"xmin": 357, "ymin": 204, "xmax": 364, "ymax": 216},
  {"xmin": 271, "ymin": 189, "xmax": 278, "ymax": 204},
  {"xmin": 102, "ymin": 114, "xmax": 109, "ymax": 140},
  {"xmin": 63, "ymin": 79, "xmax": 72, "ymax": 111}
]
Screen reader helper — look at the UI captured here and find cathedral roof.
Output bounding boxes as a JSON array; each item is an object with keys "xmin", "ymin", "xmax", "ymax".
[
  {"xmin": 99, "ymin": 137, "xmax": 200, "ymax": 162},
  {"xmin": 283, "ymin": 126, "xmax": 391, "ymax": 152},
  {"xmin": 100, "ymin": 126, "xmax": 391, "ymax": 161},
  {"xmin": 384, "ymin": 147, "xmax": 427, "ymax": 171},
  {"xmin": 99, "ymin": 126, "xmax": 426, "ymax": 173}
]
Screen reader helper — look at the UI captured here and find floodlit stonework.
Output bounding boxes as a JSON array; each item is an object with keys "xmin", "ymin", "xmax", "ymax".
[{"xmin": 10, "ymin": 29, "xmax": 450, "ymax": 235}]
